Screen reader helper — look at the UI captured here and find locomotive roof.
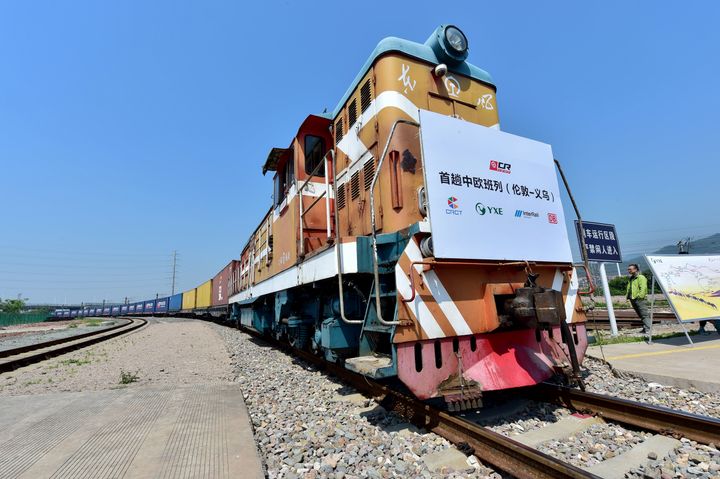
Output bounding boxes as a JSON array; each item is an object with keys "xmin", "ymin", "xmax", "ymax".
[{"xmin": 322, "ymin": 26, "xmax": 496, "ymax": 120}]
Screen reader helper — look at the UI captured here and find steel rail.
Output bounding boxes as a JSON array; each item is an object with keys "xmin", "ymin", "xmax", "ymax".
[
  {"xmin": 241, "ymin": 327, "xmax": 599, "ymax": 479},
  {"xmin": 0, "ymin": 318, "xmax": 147, "ymax": 373},
  {"xmin": 0, "ymin": 318, "xmax": 134, "ymax": 359},
  {"xmin": 532, "ymin": 383, "xmax": 720, "ymax": 445}
]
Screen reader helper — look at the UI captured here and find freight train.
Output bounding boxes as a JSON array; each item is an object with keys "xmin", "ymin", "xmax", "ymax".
[{"xmin": 65, "ymin": 25, "xmax": 591, "ymax": 410}]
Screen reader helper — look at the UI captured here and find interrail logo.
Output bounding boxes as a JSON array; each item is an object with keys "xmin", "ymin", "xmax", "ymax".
[
  {"xmin": 489, "ymin": 160, "xmax": 511, "ymax": 174},
  {"xmin": 514, "ymin": 209, "xmax": 539, "ymax": 218},
  {"xmin": 548, "ymin": 213, "xmax": 558, "ymax": 224},
  {"xmin": 475, "ymin": 203, "xmax": 503, "ymax": 216},
  {"xmin": 445, "ymin": 197, "xmax": 462, "ymax": 215}
]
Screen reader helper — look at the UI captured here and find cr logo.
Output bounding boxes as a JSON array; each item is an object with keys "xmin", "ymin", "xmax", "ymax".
[{"xmin": 444, "ymin": 76, "xmax": 461, "ymax": 97}]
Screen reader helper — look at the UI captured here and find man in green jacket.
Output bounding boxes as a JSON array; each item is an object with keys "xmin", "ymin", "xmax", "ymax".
[{"xmin": 626, "ymin": 263, "xmax": 651, "ymax": 341}]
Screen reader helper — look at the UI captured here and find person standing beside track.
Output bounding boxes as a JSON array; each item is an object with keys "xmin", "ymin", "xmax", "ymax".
[{"xmin": 626, "ymin": 263, "xmax": 651, "ymax": 342}]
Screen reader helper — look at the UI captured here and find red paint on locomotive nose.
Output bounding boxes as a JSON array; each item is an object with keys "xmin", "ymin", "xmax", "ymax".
[{"xmin": 396, "ymin": 324, "xmax": 588, "ymax": 400}]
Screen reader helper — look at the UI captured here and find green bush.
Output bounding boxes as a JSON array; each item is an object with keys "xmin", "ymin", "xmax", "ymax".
[{"xmin": 608, "ymin": 275, "xmax": 629, "ymax": 296}]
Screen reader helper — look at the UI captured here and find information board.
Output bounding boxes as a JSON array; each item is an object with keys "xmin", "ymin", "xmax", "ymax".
[
  {"xmin": 645, "ymin": 254, "xmax": 720, "ymax": 322},
  {"xmin": 419, "ymin": 110, "xmax": 572, "ymax": 262},
  {"xmin": 574, "ymin": 221, "xmax": 622, "ymax": 263}
]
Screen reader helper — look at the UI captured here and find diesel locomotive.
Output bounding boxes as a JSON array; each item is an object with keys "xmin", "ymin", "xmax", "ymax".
[
  {"xmin": 69, "ymin": 25, "xmax": 590, "ymax": 410},
  {"xmin": 226, "ymin": 25, "xmax": 589, "ymax": 409}
]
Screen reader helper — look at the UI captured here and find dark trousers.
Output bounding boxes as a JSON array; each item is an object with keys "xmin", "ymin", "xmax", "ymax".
[
  {"xmin": 630, "ymin": 298, "xmax": 651, "ymax": 334},
  {"xmin": 699, "ymin": 320, "xmax": 720, "ymax": 331}
]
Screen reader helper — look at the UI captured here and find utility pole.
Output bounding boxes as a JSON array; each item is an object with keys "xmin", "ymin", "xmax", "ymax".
[{"xmin": 171, "ymin": 250, "xmax": 177, "ymax": 295}]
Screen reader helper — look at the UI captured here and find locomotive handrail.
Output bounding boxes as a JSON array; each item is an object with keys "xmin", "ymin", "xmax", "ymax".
[
  {"xmin": 330, "ymin": 149, "xmax": 364, "ymax": 324},
  {"xmin": 298, "ymin": 150, "xmax": 334, "ymax": 258},
  {"xmin": 370, "ymin": 119, "xmax": 420, "ymax": 325},
  {"xmin": 553, "ymin": 158, "xmax": 595, "ymax": 297}
]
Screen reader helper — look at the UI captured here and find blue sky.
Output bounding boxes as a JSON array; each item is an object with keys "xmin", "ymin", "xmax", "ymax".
[{"xmin": 1, "ymin": 1, "xmax": 718, "ymax": 304}]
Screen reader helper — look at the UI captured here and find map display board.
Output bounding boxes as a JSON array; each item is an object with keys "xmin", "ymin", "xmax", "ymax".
[
  {"xmin": 419, "ymin": 109, "xmax": 572, "ymax": 262},
  {"xmin": 645, "ymin": 255, "xmax": 720, "ymax": 322}
]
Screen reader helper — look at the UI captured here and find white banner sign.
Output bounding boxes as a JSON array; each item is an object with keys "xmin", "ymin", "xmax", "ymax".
[
  {"xmin": 645, "ymin": 255, "xmax": 720, "ymax": 322},
  {"xmin": 419, "ymin": 110, "xmax": 572, "ymax": 263}
]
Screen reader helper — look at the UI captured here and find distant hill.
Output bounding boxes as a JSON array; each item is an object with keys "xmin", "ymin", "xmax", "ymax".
[{"xmin": 623, "ymin": 233, "xmax": 720, "ymax": 270}]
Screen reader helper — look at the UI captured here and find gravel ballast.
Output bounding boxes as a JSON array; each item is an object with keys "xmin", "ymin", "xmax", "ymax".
[
  {"xmin": 214, "ymin": 324, "xmax": 502, "ymax": 479},
  {"xmin": 582, "ymin": 356, "xmax": 720, "ymax": 418}
]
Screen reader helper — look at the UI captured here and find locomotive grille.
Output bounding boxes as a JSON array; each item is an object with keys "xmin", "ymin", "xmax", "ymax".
[
  {"xmin": 350, "ymin": 171, "xmax": 360, "ymax": 200},
  {"xmin": 335, "ymin": 119, "xmax": 344, "ymax": 142},
  {"xmin": 348, "ymin": 99, "xmax": 358, "ymax": 127},
  {"xmin": 337, "ymin": 182, "xmax": 347, "ymax": 209},
  {"xmin": 360, "ymin": 79, "xmax": 372, "ymax": 112},
  {"xmin": 363, "ymin": 157, "xmax": 375, "ymax": 190}
]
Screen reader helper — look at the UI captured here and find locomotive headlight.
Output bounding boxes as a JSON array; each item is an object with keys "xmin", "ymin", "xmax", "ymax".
[{"xmin": 444, "ymin": 26, "xmax": 468, "ymax": 54}]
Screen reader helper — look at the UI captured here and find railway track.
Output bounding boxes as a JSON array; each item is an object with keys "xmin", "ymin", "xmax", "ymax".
[
  {"xmin": 585, "ymin": 310, "xmax": 676, "ymax": 330},
  {"xmin": 231, "ymin": 322, "xmax": 720, "ymax": 479},
  {"xmin": 0, "ymin": 317, "xmax": 147, "ymax": 373}
]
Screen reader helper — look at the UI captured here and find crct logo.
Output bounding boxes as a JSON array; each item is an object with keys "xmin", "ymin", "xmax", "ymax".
[
  {"xmin": 489, "ymin": 160, "xmax": 511, "ymax": 174},
  {"xmin": 445, "ymin": 196, "xmax": 462, "ymax": 215},
  {"xmin": 475, "ymin": 203, "xmax": 503, "ymax": 216},
  {"xmin": 548, "ymin": 213, "xmax": 558, "ymax": 224}
]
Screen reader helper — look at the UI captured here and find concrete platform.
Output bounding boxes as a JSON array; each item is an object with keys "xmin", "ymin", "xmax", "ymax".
[
  {"xmin": 587, "ymin": 334, "xmax": 720, "ymax": 393},
  {"xmin": 0, "ymin": 383, "xmax": 264, "ymax": 479}
]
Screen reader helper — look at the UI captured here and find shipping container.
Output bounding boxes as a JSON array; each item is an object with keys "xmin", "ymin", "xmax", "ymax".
[
  {"xmin": 168, "ymin": 293, "xmax": 183, "ymax": 312},
  {"xmin": 155, "ymin": 297, "xmax": 169, "ymax": 314},
  {"xmin": 212, "ymin": 261, "xmax": 238, "ymax": 307},
  {"xmin": 229, "ymin": 259, "xmax": 243, "ymax": 297},
  {"xmin": 62, "ymin": 311, "xmax": 70, "ymax": 318},
  {"xmin": 71, "ymin": 310, "xmax": 78, "ymax": 317},
  {"xmin": 196, "ymin": 280, "xmax": 212, "ymax": 309},
  {"xmin": 121, "ymin": 305, "xmax": 128, "ymax": 315},
  {"xmin": 102, "ymin": 307, "xmax": 111, "ymax": 316},
  {"xmin": 182, "ymin": 288, "xmax": 196, "ymax": 310},
  {"xmin": 111, "ymin": 306, "xmax": 120, "ymax": 316},
  {"xmin": 144, "ymin": 300, "xmax": 156, "ymax": 314},
  {"xmin": 128, "ymin": 304, "xmax": 135, "ymax": 314}
]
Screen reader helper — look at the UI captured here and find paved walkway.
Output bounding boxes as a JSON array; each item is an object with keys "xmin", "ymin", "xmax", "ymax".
[
  {"xmin": 587, "ymin": 334, "xmax": 720, "ymax": 392},
  {"xmin": 0, "ymin": 383, "xmax": 264, "ymax": 479}
]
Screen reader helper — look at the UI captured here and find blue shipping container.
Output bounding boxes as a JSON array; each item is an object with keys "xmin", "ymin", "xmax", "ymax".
[
  {"xmin": 111, "ymin": 306, "xmax": 120, "ymax": 316},
  {"xmin": 144, "ymin": 300, "xmax": 155, "ymax": 314},
  {"xmin": 168, "ymin": 293, "xmax": 183, "ymax": 312},
  {"xmin": 155, "ymin": 297, "xmax": 169, "ymax": 313}
]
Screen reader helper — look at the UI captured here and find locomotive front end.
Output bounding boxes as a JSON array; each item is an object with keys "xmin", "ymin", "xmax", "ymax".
[{"xmin": 390, "ymin": 110, "xmax": 588, "ymax": 410}]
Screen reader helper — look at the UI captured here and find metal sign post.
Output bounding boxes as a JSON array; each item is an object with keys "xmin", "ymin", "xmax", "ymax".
[
  {"xmin": 575, "ymin": 221, "xmax": 623, "ymax": 336},
  {"xmin": 599, "ymin": 263, "xmax": 618, "ymax": 336}
]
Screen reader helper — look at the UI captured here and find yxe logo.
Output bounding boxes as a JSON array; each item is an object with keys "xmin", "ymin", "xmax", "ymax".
[
  {"xmin": 514, "ymin": 209, "xmax": 539, "ymax": 218},
  {"xmin": 475, "ymin": 203, "xmax": 503, "ymax": 216},
  {"xmin": 446, "ymin": 196, "xmax": 462, "ymax": 215},
  {"xmin": 489, "ymin": 160, "xmax": 511, "ymax": 174}
]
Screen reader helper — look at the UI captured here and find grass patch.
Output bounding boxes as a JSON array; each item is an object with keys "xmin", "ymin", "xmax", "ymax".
[
  {"xmin": 67, "ymin": 323, "xmax": 78, "ymax": 329},
  {"xmin": 82, "ymin": 319, "xmax": 103, "ymax": 327},
  {"xmin": 22, "ymin": 379, "xmax": 42, "ymax": 386},
  {"xmin": 590, "ymin": 330, "xmax": 698, "ymax": 346},
  {"xmin": 591, "ymin": 299, "xmax": 671, "ymax": 310},
  {"xmin": 119, "ymin": 369, "xmax": 139, "ymax": 384},
  {"xmin": 60, "ymin": 357, "xmax": 91, "ymax": 366}
]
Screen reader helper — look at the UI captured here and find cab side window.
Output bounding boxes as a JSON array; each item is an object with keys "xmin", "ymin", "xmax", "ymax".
[
  {"xmin": 274, "ymin": 150, "xmax": 295, "ymax": 208},
  {"xmin": 304, "ymin": 135, "xmax": 325, "ymax": 176}
]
